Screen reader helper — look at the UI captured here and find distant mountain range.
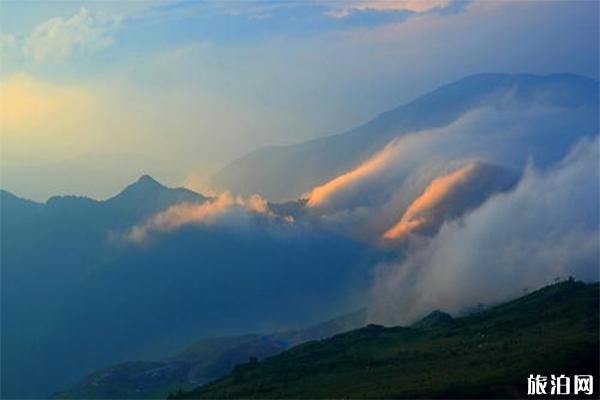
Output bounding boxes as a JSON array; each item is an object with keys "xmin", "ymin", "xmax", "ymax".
[
  {"xmin": 211, "ymin": 73, "xmax": 598, "ymax": 201},
  {"xmin": 1, "ymin": 176, "xmax": 207, "ymax": 398},
  {"xmin": 53, "ymin": 310, "xmax": 366, "ymax": 399},
  {"xmin": 2, "ymin": 174, "xmax": 205, "ymax": 230},
  {"xmin": 176, "ymin": 280, "xmax": 599, "ymax": 399},
  {"xmin": 1, "ymin": 176, "xmax": 373, "ymax": 399}
]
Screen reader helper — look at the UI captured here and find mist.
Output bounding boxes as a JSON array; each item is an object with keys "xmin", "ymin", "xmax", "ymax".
[
  {"xmin": 368, "ymin": 135, "xmax": 599, "ymax": 325},
  {"xmin": 302, "ymin": 93, "xmax": 597, "ymax": 241},
  {"xmin": 124, "ymin": 192, "xmax": 277, "ymax": 243}
]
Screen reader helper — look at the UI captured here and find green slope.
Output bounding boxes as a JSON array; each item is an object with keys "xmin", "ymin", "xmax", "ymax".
[{"xmin": 177, "ymin": 280, "xmax": 599, "ymax": 399}]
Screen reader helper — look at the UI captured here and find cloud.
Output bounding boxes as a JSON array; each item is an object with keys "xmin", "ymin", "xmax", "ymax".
[
  {"xmin": 369, "ymin": 135, "xmax": 599, "ymax": 325},
  {"xmin": 23, "ymin": 7, "xmax": 121, "ymax": 63},
  {"xmin": 382, "ymin": 161, "xmax": 514, "ymax": 240},
  {"xmin": 306, "ymin": 140, "xmax": 400, "ymax": 209},
  {"xmin": 300, "ymin": 94, "xmax": 596, "ymax": 245},
  {"xmin": 125, "ymin": 192, "xmax": 275, "ymax": 243},
  {"xmin": 303, "ymin": 126, "xmax": 455, "ymax": 214},
  {"xmin": 326, "ymin": 0, "xmax": 454, "ymax": 18}
]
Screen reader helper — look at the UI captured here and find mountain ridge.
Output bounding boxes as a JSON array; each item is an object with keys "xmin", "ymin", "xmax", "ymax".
[
  {"xmin": 52, "ymin": 310, "xmax": 367, "ymax": 399},
  {"xmin": 177, "ymin": 280, "xmax": 599, "ymax": 399},
  {"xmin": 1, "ymin": 174, "xmax": 205, "ymax": 206},
  {"xmin": 0, "ymin": 175, "xmax": 211, "ymax": 398},
  {"xmin": 211, "ymin": 73, "xmax": 599, "ymax": 201}
]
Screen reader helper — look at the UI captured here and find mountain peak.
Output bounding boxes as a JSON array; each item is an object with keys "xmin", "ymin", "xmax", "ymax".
[
  {"xmin": 412, "ymin": 310, "xmax": 454, "ymax": 329},
  {"xmin": 107, "ymin": 175, "xmax": 168, "ymax": 204},
  {"xmin": 105, "ymin": 174, "xmax": 205, "ymax": 216},
  {"xmin": 135, "ymin": 174, "xmax": 163, "ymax": 187}
]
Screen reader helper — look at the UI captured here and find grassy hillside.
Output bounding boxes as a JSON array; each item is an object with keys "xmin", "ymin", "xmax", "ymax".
[{"xmin": 177, "ymin": 280, "xmax": 599, "ymax": 399}]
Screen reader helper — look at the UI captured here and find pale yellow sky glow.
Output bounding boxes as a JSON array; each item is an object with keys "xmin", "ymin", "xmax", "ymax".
[
  {"xmin": 0, "ymin": 74, "xmax": 92, "ymax": 133},
  {"xmin": 0, "ymin": 74, "xmax": 102, "ymax": 163}
]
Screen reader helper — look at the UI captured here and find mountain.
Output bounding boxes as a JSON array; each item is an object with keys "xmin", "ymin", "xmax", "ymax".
[
  {"xmin": 411, "ymin": 309, "xmax": 454, "ymax": 329},
  {"xmin": 178, "ymin": 280, "xmax": 599, "ymax": 399},
  {"xmin": 0, "ymin": 189, "xmax": 43, "ymax": 232},
  {"xmin": 0, "ymin": 176, "xmax": 208, "ymax": 399},
  {"xmin": 40, "ymin": 220, "xmax": 373, "ymax": 399},
  {"xmin": 2, "ymin": 175, "xmax": 206, "ymax": 234},
  {"xmin": 211, "ymin": 73, "xmax": 599, "ymax": 201},
  {"xmin": 0, "ymin": 188, "xmax": 43, "ymax": 211},
  {"xmin": 41, "ymin": 175, "xmax": 206, "ymax": 229},
  {"xmin": 53, "ymin": 311, "xmax": 366, "ymax": 399},
  {"xmin": 102, "ymin": 175, "xmax": 206, "ymax": 227},
  {"xmin": 1, "ymin": 176, "xmax": 376, "ymax": 399},
  {"xmin": 1, "ymin": 174, "xmax": 207, "ymax": 286}
]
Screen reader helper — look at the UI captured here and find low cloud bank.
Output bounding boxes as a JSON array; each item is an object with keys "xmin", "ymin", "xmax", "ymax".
[
  {"xmin": 369, "ymin": 135, "xmax": 599, "ymax": 325},
  {"xmin": 125, "ymin": 192, "xmax": 274, "ymax": 243}
]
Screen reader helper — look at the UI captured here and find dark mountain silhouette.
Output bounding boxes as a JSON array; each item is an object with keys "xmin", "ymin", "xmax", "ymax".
[
  {"xmin": 54, "ymin": 310, "xmax": 366, "ymax": 399},
  {"xmin": 0, "ymin": 189, "xmax": 43, "ymax": 231},
  {"xmin": 103, "ymin": 175, "xmax": 205, "ymax": 227},
  {"xmin": 411, "ymin": 309, "xmax": 454, "ymax": 329},
  {"xmin": 2, "ymin": 175, "xmax": 205, "ymax": 233},
  {"xmin": 0, "ymin": 176, "xmax": 208, "ymax": 398},
  {"xmin": 0, "ymin": 177, "xmax": 374, "ymax": 399},
  {"xmin": 0, "ymin": 188, "xmax": 43, "ymax": 211}
]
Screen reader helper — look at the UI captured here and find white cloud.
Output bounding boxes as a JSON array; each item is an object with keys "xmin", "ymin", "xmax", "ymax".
[
  {"xmin": 125, "ymin": 192, "xmax": 276, "ymax": 243},
  {"xmin": 23, "ymin": 7, "xmax": 121, "ymax": 63},
  {"xmin": 369, "ymin": 135, "xmax": 599, "ymax": 325},
  {"xmin": 326, "ymin": 0, "xmax": 453, "ymax": 18}
]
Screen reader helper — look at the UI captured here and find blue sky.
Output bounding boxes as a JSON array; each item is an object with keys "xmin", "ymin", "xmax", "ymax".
[{"xmin": 0, "ymin": 0, "xmax": 598, "ymax": 200}]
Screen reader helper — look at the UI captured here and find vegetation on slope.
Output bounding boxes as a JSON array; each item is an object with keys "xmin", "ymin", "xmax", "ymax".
[{"xmin": 177, "ymin": 280, "xmax": 599, "ymax": 399}]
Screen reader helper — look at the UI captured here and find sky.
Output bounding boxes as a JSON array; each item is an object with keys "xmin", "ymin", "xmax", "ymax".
[{"xmin": 0, "ymin": 0, "xmax": 598, "ymax": 201}]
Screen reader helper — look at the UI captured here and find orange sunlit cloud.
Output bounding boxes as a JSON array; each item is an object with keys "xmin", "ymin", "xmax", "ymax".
[
  {"xmin": 382, "ymin": 161, "xmax": 479, "ymax": 240},
  {"xmin": 306, "ymin": 143, "xmax": 398, "ymax": 208},
  {"xmin": 125, "ymin": 192, "xmax": 271, "ymax": 243}
]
